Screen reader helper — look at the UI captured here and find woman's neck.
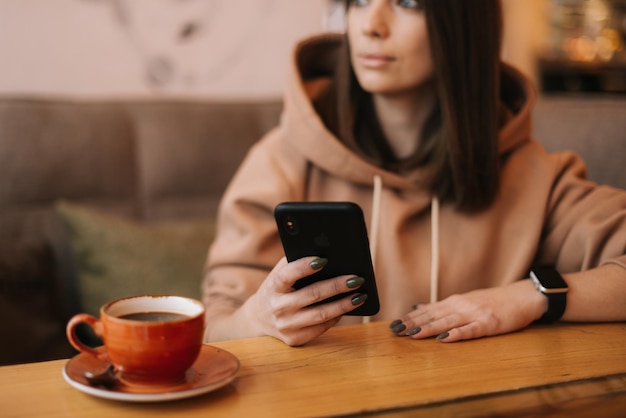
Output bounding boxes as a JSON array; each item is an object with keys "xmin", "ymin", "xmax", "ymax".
[{"xmin": 372, "ymin": 82, "xmax": 437, "ymax": 159}]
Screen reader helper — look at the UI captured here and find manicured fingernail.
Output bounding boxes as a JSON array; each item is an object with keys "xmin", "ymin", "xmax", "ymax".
[
  {"xmin": 346, "ymin": 276, "xmax": 365, "ymax": 289},
  {"xmin": 392, "ymin": 323, "xmax": 406, "ymax": 334},
  {"xmin": 351, "ymin": 293, "xmax": 368, "ymax": 306},
  {"xmin": 389, "ymin": 319, "xmax": 402, "ymax": 329},
  {"xmin": 436, "ymin": 332, "xmax": 449, "ymax": 340},
  {"xmin": 310, "ymin": 257, "xmax": 328, "ymax": 270},
  {"xmin": 406, "ymin": 327, "xmax": 421, "ymax": 336}
]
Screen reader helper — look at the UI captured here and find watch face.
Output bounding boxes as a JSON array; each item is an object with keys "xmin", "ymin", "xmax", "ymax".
[{"xmin": 531, "ymin": 267, "xmax": 568, "ymax": 293}]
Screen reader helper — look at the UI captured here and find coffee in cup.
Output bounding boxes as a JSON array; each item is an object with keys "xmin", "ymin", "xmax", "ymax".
[{"xmin": 66, "ymin": 295, "xmax": 206, "ymax": 385}]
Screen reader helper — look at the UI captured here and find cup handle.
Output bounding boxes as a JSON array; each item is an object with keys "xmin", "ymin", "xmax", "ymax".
[{"xmin": 66, "ymin": 313, "xmax": 108, "ymax": 362}]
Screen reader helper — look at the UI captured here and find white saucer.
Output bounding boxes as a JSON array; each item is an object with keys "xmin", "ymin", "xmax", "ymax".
[{"xmin": 62, "ymin": 344, "xmax": 240, "ymax": 402}]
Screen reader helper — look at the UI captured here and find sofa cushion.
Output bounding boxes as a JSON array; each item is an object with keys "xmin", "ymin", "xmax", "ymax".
[
  {"xmin": 0, "ymin": 98, "xmax": 136, "ymax": 206},
  {"xmin": 533, "ymin": 96, "xmax": 626, "ymax": 190},
  {"xmin": 56, "ymin": 201, "xmax": 215, "ymax": 316},
  {"xmin": 0, "ymin": 240, "xmax": 74, "ymax": 365},
  {"xmin": 131, "ymin": 100, "xmax": 282, "ymax": 220}
]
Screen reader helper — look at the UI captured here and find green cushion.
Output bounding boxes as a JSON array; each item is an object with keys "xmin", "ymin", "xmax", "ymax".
[{"xmin": 56, "ymin": 201, "xmax": 214, "ymax": 316}]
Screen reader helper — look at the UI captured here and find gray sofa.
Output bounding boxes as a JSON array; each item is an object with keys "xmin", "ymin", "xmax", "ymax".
[
  {"xmin": 0, "ymin": 97, "xmax": 283, "ymax": 365},
  {"xmin": 532, "ymin": 95, "xmax": 626, "ymax": 191},
  {"xmin": 0, "ymin": 94, "xmax": 624, "ymax": 366}
]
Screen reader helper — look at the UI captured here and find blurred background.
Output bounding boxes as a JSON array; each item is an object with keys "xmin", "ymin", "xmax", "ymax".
[
  {"xmin": 1, "ymin": 0, "xmax": 624, "ymax": 99},
  {"xmin": 1, "ymin": 0, "xmax": 624, "ymax": 367}
]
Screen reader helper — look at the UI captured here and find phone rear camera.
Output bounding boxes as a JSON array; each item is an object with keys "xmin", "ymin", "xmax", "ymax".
[{"xmin": 283, "ymin": 215, "xmax": 299, "ymax": 235}]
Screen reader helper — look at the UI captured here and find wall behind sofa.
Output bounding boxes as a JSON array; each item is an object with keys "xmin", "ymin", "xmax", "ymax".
[
  {"xmin": 0, "ymin": 0, "xmax": 335, "ymax": 99},
  {"xmin": 0, "ymin": 0, "xmax": 545, "ymax": 99}
]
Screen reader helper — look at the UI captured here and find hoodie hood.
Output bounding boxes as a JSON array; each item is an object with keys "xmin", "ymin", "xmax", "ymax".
[
  {"xmin": 281, "ymin": 33, "xmax": 536, "ymax": 190},
  {"xmin": 279, "ymin": 34, "xmax": 539, "ymax": 307}
]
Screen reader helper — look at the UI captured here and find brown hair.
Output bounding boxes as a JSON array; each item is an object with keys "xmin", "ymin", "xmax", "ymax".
[{"xmin": 315, "ymin": 0, "xmax": 504, "ymax": 213}]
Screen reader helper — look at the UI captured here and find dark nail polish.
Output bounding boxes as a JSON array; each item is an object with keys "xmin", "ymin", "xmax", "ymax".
[
  {"xmin": 392, "ymin": 323, "xmax": 406, "ymax": 334},
  {"xmin": 437, "ymin": 332, "xmax": 449, "ymax": 340},
  {"xmin": 351, "ymin": 293, "xmax": 368, "ymax": 306},
  {"xmin": 310, "ymin": 257, "xmax": 328, "ymax": 270},
  {"xmin": 389, "ymin": 319, "xmax": 402, "ymax": 329},
  {"xmin": 346, "ymin": 276, "xmax": 365, "ymax": 289},
  {"xmin": 406, "ymin": 327, "xmax": 421, "ymax": 336}
]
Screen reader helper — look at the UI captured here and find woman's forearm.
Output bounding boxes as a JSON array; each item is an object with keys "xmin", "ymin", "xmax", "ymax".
[{"xmin": 561, "ymin": 263, "xmax": 626, "ymax": 322}]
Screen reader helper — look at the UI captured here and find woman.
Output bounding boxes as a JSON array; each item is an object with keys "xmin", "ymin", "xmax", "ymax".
[{"xmin": 202, "ymin": 0, "xmax": 626, "ymax": 346}]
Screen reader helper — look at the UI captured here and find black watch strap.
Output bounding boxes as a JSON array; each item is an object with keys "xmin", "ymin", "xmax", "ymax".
[
  {"xmin": 530, "ymin": 267, "xmax": 568, "ymax": 324},
  {"xmin": 535, "ymin": 291, "xmax": 567, "ymax": 324}
]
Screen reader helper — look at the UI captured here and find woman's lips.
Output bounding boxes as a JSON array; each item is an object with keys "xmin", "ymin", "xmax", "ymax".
[{"xmin": 358, "ymin": 53, "xmax": 396, "ymax": 68}]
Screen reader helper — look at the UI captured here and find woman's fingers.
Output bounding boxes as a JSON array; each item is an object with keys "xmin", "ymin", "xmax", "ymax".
[
  {"xmin": 269, "ymin": 256, "xmax": 327, "ymax": 293},
  {"xmin": 261, "ymin": 255, "xmax": 367, "ymax": 346},
  {"xmin": 270, "ymin": 255, "xmax": 366, "ymax": 310},
  {"xmin": 278, "ymin": 318, "xmax": 341, "ymax": 347},
  {"xmin": 389, "ymin": 293, "xmax": 495, "ymax": 341},
  {"xmin": 390, "ymin": 283, "xmax": 539, "ymax": 343},
  {"xmin": 275, "ymin": 293, "xmax": 367, "ymax": 346}
]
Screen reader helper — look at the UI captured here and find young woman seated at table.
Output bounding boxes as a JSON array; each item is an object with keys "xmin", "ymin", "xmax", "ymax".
[{"xmin": 202, "ymin": 0, "xmax": 626, "ymax": 346}]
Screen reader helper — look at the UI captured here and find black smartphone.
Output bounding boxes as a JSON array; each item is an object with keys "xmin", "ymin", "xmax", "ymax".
[{"xmin": 274, "ymin": 201, "xmax": 380, "ymax": 316}]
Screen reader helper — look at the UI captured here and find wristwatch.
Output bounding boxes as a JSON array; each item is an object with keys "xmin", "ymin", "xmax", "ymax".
[{"xmin": 530, "ymin": 267, "xmax": 568, "ymax": 324}]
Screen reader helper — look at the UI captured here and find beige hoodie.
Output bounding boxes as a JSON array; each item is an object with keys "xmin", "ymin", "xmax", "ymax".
[{"xmin": 202, "ymin": 33, "xmax": 626, "ymax": 329}]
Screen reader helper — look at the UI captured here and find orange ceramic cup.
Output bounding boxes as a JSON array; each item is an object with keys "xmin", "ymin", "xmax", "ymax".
[{"xmin": 66, "ymin": 295, "xmax": 206, "ymax": 385}]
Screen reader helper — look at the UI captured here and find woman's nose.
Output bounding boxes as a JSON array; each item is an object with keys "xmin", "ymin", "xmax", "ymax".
[{"xmin": 362, "ymin": 2, "xmax": 390, "ymax": 38}]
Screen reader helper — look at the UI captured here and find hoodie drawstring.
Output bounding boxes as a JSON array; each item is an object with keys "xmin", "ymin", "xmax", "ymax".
[
  {"xmin": 364, "ymin": 175, "xmax": 439, "ymax": 324},
  {"xmin": 369, "ymin": 174, "xmax": 383, "ymax": 267},
  {"xmin": 430, "ymin": 196, "xmax": 439, "ymax": 304}
]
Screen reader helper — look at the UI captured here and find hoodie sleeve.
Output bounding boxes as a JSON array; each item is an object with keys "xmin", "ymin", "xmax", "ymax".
[
  {"xmin": 201, "ymin": 128, "xmax": 307, "ymax": 322},
  {"xmin": 539, "ymin": 150, "xmax": 626, "ymax": 272}
]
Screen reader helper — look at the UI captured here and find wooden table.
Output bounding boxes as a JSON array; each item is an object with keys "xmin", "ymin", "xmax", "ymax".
[{"xmin": 1, "ymin": 321, "xmax": 625, "ymax": 417}]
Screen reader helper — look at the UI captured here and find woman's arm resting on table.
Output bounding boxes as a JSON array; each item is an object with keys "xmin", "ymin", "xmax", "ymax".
[
  {"xmin": 391, "ymin": 263, "xmax": 626, "ymax": 343},
  {"xmin": 562, "ymin": 262, "xmax": 626, "ymax": 322}
]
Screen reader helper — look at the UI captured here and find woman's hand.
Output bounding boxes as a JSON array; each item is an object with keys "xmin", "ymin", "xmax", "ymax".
[
  {"xmin": 390, "ymin": 279, "xmax": 546, "ymax": 342},
  {"xmin": 242, "ymin": 256, "xmax": 367, "ymax": 346}
]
